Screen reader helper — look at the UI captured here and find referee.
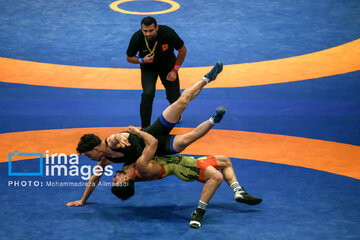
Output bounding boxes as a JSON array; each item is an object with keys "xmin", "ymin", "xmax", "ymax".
[{"xmin": 126, "ymin": 16, "xmax": 187, "ymax": 128}]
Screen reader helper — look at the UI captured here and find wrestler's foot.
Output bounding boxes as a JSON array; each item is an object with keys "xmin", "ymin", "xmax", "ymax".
[
  {"xmin": 203, "ymin": 61, "xmax": 223, "ymax": 83},
  {"xmin": 235, "ymin": 187, "xmax": 262, "ymax": 205},
  {"xmin": 210, "ymin": 106, "xmax": 226, "ymax": 124},
  {"xmin": 189, "ymin": 208, "xmax": 206, "ymax": 229}
]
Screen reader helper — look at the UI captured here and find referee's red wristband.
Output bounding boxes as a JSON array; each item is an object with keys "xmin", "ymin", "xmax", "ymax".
[{"xmin": 172, "ymin": 64, "xmax": 181, "ymax": 73}]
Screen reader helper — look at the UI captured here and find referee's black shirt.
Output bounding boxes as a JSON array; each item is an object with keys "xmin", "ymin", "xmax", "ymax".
[{"xmin": 126, "ymin": 25, "xmax": 184, "ymax": 70}]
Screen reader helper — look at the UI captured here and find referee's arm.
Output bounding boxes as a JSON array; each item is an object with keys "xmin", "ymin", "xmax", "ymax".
[
  {"xmin": 127, "ymin": 54, "xmax": 154, "ymax": 64},
  {"xmin": 126, "ymin": 55, "xmax": 140, "ymax": 64},
  {"xmin": 175, "ymin": 44, "xmax": 187, "ymax": 66}
]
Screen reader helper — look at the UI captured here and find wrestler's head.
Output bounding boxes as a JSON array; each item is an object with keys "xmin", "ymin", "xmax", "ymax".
[
  {"xmin": 76, "ymin": 134, "xmax": 103, "ymax": 161},
  {"xmin": 111, "ymin": 171, "xmax": 135, "ymax": 200},
  {"xmin": 141, "ymin": 16, "xmax": 158, "ymax": 41}
]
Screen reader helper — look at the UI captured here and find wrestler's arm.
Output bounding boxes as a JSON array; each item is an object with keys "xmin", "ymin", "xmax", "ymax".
[
  {"xmin": 66, "ymin": 158, "xmax": 107, "ymax": 207},
  {"xmin": 127, "ymin": 126, "xmax": 160, "ymax": 178},
  {"xmin": 106, "ymin": 132, "xmax": 131, "ymax": 149}
]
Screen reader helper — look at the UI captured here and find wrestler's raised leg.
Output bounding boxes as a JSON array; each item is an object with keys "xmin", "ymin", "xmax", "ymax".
[
  {"xmin": 161, "ymin": 61, "xmax": 223, "ymax": 124},
  {"xmin": 172, "ymin": 106, "xmax": 226, "ymax": 153}
]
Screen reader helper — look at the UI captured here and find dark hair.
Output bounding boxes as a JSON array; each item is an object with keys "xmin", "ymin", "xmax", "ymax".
[
  {"xmin": 111, "ymin": 178, "xmax": 135, "ymax": 201},
  {"xmin": 141, "ymin": 16, "xmax": 157, "ymax": 27},
  {"xmin": 76, "ymin": 134, "xmax": 102, "ymax": 154}
]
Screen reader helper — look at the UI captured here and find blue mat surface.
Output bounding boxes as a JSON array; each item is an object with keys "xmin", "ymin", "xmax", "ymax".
[
  {"xmin": 1, "ymin": 70, "xmax": 359, "ymax": 145},
  {"xmin": 0, "ymin": 0, "xmax": 359, "ymax": 67}
]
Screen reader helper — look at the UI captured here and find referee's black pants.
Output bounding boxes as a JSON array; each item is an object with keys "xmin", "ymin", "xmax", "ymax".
[{"xmin": 140, "ymin": 65, "xmax": 181, "ymax": 128}]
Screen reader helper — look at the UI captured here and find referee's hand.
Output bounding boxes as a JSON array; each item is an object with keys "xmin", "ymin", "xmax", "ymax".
[
  {"xmin": 166, "ymin": 70, "xmax": 177, "ymax": 81},
  {"xmin": 144, "ymin": 53, "xmax": 154, "ymax": 63}
]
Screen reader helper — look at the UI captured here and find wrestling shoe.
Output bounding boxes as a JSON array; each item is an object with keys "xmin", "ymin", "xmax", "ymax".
[
  {"xmin": 189, "ymin": 208, "xmax": 206, "ymax": 229},
  {"xmin": 235, "ymin": 187, "xmax": 262, "ymax": 205},
  {"xmin": 211, "ymin": 106, "xmax": 226, "ymax": 124},
  {"xmin": 204, "ymin": 61, "xmax": 223, "ymax": 83}
]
